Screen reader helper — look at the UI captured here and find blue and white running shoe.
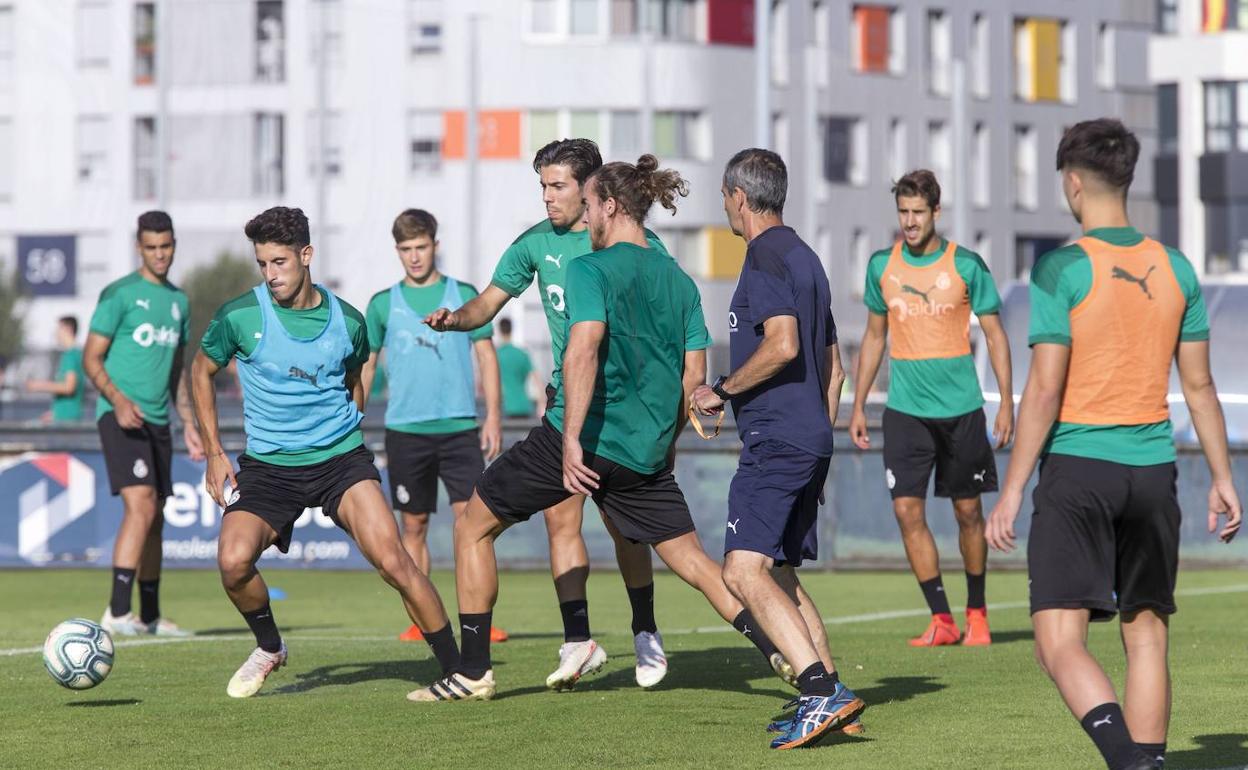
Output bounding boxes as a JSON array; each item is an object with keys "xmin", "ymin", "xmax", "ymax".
[{"xmin": 769, "ymin": 683, "xmax": 866, "ymax": 749}]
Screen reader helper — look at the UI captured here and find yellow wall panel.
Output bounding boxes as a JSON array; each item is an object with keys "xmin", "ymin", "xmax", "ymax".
[
  {"xmin": 706, "ymin": 227, "xmax": 746, "ymax": 279},
  {"xmin": 1026, "ymin": 19, "xmax": 1060, "ymax": 103}
]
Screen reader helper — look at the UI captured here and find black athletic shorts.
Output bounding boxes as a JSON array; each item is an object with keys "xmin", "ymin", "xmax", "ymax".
[
  {"xmin": 223, "ymin": 444, "xmax": 381, "ymax": 553},
  {"xmin": 1028, "ymin": 454, "xmax": 1181, "ymax": 621},
  {"xmin": 384, "ymin": 428, "xmax": 484, "ymax": 514},
  {"xmin": 97, "ymin": 411, "xmax": 174, "ymax": 497},
  {"xmin": 882, "ymin": 407, "xmax": 998, "ymax": 499},
  {"xmin": 476, "ymin": 419, "xmax": 696, "ymax": 545}
]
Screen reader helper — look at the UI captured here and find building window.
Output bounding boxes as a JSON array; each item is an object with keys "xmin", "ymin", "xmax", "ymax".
[
  {"xmin": 408, "ymin": 111, "xmax": 442, "ymax": 173},
  {"xmin": 974, "ymin": 232, "xmax": 991, "ymax": 265},
  {"xmin": 888, "ymin": 118, "xmax": 906, "ymax": 182},
  {"xmin": 1014, "ymin": 17, "xmax": 1068, "ymax": 103},
  {"xmin": 1095, "ymin": 23, "xmax": 1114, "ymax": 90},
  {"xmin": 654, "ymin": 227, "xmax": 702, "ymax": 275},
  {"xmin": 610, "ymin": 110, "xmax": 641, "ymax": 156},
  {"xmin": 771, "ymin": 1, "xmax": 789, "ymax": 86},
  {"xmin": 307, "ymin": 112, "xmax": 342, "ymax": 178},
  {"xmin": 529, "ymin": 110, "xmax": 559, "ymax": 155},
  {"xmin": 927, "ymin": 9, "xmax": 951, "ymax": 96},
  {"xmin": 970, "ymin": 13, "xmax": 989, "ymax": 98},
  {"xmin": 253, "ymin": 112, "xmax": 284, "ymax": 196},
  {"xmin": 1156, "ymin": 0, "xmax": 1178, "ymax": 33},
  {"xmin": 647, "ymin": 0, "xmax": 699, "ymax": 41},
  {"xmin": 927, "ymin": 120, "xmax": 950, "ymax": 187},
  {"xmin": 570, "ymin": 0, "xmax": 600, "ymax": 35},
  {"xmin": 611, "ymin": 0, "xmax": 639, "ymax": 36},
  {"xmin": 133, "ymin": 116, "xmax": 157, "ymax": 200},
  {"xmin": 529, "ymin": 0, "xmax": 559, "ymax": 34},
  {"xmin": 850, "ymin": 228, "xmax": 869, "ymax": 299},
  {"xmin": 1158, "ymin": 83, "xmax": 1179, "ymax": 155},
  {"xmin": 1203, "ymin": 0, "xmax": 1248, "ymax": 31},
  {"xmin": 0, "ymin": 4, "xmax": 11, "ymax": 86},
  {"xmin": 570, "ymin": 110, "xmax": 602, "ymax": 143},
  {"xmin": 971, "ymin": 122, "xmax": 990, "ymax": 209},
  {"xmin": 134, "ymin": 3, "xmax": 156, "ymax": 85},
  {"xmin": 1059, "ymin": 21, "xmax": 1076, "ymax": 104},
  {"xmin": 812, "ymin": 0, "xmax": 830, "ymax": 47},
  {"xmin": 0, "ymin": 117, "xmax": 12, "ymax": 201},
  {"xmin": 1204, "ymin": 81, "xmax": 1248, "ymax": 152},
  {"xmin": 1014, "ymin": 125, "xmax": 1038, "ymax": 211},
  {"xmin": 309, "ymin": 0, "xmax": 343, "ymax": 65},
  {"xmin": 77, "ymin": 1, "xmax": 110, "ymax": 68},
  {"xmin": 654, "ymin": 110, "xmax": 703, "ymax": 160},
  {"xmin": 773, "ymin": 112, "xmax": 789, "ymax": 162},
  {"xmin": 852, "ymin": 5, "xmax": 903, "ymax": 75},
  {"xmin": 77, "ymin": 116, "xmax": 109, "ymax": 184},
  {"xmin": 821, "ymin": 116, "xmax": 867, "ymax": 186},
  {"xmin": 256, "ymin": 1, "xmax": 285, "ymax": 83},
  {"xmin": 409, "ymin": 0, "xmax": 443, "ymax": 55}
]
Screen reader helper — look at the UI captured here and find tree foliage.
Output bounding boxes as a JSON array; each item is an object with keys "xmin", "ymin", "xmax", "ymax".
[
  {"xmin": 0, "ymin": 269, "xmax": 26, "ymax": 367},
  {"xmin": 181, "ymin": 251, "xmax": 257, "ymax": 363}
]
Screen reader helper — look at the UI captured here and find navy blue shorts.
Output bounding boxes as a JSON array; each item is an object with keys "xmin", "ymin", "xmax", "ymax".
[{"xmin": 726, "ymin": 439, "xmax": 830, "ymax": 567}]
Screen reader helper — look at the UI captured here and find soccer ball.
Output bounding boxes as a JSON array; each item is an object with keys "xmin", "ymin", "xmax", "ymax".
[{"xmin": 43, "ymin": 618, "xmax": 114, "ymax": 690}]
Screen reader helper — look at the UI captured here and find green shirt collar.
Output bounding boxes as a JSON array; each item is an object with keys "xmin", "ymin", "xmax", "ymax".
[
  {"xmin": 1084, "ymin": 227, "xmax": 1144, "ymax": 247},
  {"xmin": 901, "ymin": 237, "xmax": 948, "ymax": 262}
]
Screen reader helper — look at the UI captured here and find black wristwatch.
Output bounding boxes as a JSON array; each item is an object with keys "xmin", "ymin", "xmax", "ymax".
[{"xmin": 711, "ymin": 375, "xmax": 733, "ymax": 401}]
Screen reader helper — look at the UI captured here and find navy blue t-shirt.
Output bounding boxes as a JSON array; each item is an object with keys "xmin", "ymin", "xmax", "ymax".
[{"xmin": 727, "ymin": 226, "xmax": 837, "ymax": 457}]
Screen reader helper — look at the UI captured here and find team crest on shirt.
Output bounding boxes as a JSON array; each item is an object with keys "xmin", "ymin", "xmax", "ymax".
[
  {"xmin": 546, "ymin": 284, "xmax": 566, "ymax": 313},
  {"xmin": 170, "ymin": 302, "xmax": 181, "ymax": 321},
  {"xmin": 133, "ymin": 459, "xmax": 149, "ymax": 479},
  {"xmin": 885, "ymin": 468, "xmax": 896, "ymax": 490},
  {"xmin": 396, "ymin": 484, "xmax": 410, "ymax": 504},
  {"xmin": 728, "ymin": 311, "xmax": 738, "ymax": 330}
]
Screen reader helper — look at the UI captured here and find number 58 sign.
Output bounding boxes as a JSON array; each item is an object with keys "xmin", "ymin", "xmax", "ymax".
[{"xmin": 17, "ymin": 235, "xmax": 77, "ymax": 297}]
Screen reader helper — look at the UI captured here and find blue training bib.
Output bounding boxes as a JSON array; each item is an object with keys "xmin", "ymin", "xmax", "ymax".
[{"xmin": 383, "ymin": 278, "xmax": 476, "ymax": 425}]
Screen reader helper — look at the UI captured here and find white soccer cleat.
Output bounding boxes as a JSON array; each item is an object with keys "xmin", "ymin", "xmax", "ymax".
[
  {"xmin": 226, "ymin": 643, "xmax": 287, "ymax": 698},
  {"xmin": 770, "ymin": 652, "xmax": 799, "ymax": 689},
  {"xmin": 100, "ymin": 607, "xmax": 145, "ymax": 637},
  {"xmin": 141, "ymin": 617, "xmax": 192, "ymax": 637},
  {"xmin": 407, "ymin": 670, "xmax": 497, "ymax": 702},
  {"xmin": 634, "ymin": 631, "xmax": 668, "ymax": 689},
  {"xmin": 545, "ymin": 639, "xmax": 607, "ymax": 691}
]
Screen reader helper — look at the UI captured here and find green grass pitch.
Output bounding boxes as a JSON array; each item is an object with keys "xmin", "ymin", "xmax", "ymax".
[{"xmin": 2, "ymin": 568, "xmax": 1246, "ymax": 769}]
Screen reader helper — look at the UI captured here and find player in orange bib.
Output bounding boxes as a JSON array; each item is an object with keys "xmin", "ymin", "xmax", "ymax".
[
  {"xmin": 987, "ymin": 118, "xmax": 1241, "ymax": 770},
  {"xmin": 850, "ymin": 170, "xmax": 1014, "ymax": 647}
]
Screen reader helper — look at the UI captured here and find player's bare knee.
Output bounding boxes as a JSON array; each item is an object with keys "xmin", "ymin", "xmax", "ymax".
[
  {"xmin": 403, "ymin": 513, "xmax": 430, "ymax": 539},
  {"xmin": 217, "ymin": 546, "xmax": 254, "ymax": 591},
  {"xmin": 952, "ymin": 499, "xmax": 984, "ymax": 528},
  {"xmin": 375, "ymin": 547, "xmax": 415, "ymax": 587},
  {"xmin": 721, "ymin": 557, "xmax": 759, "ymax": 598}
]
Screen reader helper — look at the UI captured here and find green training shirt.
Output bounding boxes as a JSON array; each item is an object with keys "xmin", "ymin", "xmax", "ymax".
[
  {"xmin": 497, "ymin": 342, "xmax": 535, "ymax": 417},
  {"xmin": 546, "ymin": 242, "xmax": 712, "ymax": 475},
  {"xmin": 365, "ymin": 276, "xmax": 491, "ymax": 435},
  {"xmin": 865, "ymin": 239, "xmax": 1001, "ymax": 418},
  {"xmin": 490, "ymin": 220, "xmax": 670, "ymax": 376},
  {"xmin": 89, "ymin": 272, "xmax": 190, "ymax": 425},
  {"xmin": 1029, "ymin": 227, "xmax": 1210, "ymax": 466},
  {"xmin": 50, "ymin": 347, "xmax": 85, "ymax": 422},
  {"xmin": 201, "ymin": 286, "xmax": 370, "ymax": 466}
]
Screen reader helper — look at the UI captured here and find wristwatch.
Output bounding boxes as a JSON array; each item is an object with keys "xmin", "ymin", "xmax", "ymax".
[{"xmin": 711, "ymin": 375, "xmax": 733, "ymax": 401}]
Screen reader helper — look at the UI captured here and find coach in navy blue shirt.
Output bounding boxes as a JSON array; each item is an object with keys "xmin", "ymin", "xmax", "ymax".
[{"xmin": 692, "ymin": 148, "xmax": 864, "ymax": 749}]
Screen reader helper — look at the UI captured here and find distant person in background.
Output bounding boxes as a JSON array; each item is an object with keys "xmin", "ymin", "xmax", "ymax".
[
  {"xmin": 495, "ymin": 318, "xmax": 542, "ymax": 419},
  {"xmin": 360, "ymin": 208, "xmax": 504, "ymax": 644},
  {"xmin": 26, "ymin": 316, "xmax": 85, "ymax": 422}
]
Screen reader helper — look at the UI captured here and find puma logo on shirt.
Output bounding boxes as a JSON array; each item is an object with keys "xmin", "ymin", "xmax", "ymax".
[
  {"xmin": 135, "ymin": 299, "xmax": 150, "ymax": 310},
  {"xmin": 414, "ymin": 335, "xmax": 442, "ymax": 360},
  {"xmin": 545, "ymin": 254, "xmax": 563, "ymax": 268},
  {"xmin": 1111, "ymin": 265, "xmax": 1156, "ymax": 299},
  {"xmin": 289, "ymin": 364, "xmax": 325, "ymax": 388}
]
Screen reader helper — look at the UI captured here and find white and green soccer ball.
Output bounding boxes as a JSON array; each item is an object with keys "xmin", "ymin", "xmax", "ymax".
[{"xmin": 43, "ymin": 619, "xmax": 114, "ymax": 690}]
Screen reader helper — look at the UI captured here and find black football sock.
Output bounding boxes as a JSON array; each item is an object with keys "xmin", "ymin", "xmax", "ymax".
[
  {"xmin": 457, "ymin": 612, "xmax": 493, "ymax": 678},
  {"xmin": 1081, "ymin": 703, "xmax": 1151, "ymax": 769},
  {"xmin": 241, "ymin": 604, "xmax": 282, "ymax": 653},
  {"xmin": 918, "ymin": 575, "xmax": 953, "ymax": 617},
  {"xmin": 966, "ymin": 571, "xmax": 986, "ymax": 611},
  {"xmin": 109, "ymin": 568, "xmax": 136, "ymax": 617},
  {"xmin": 559, "ymin": 600, "xmax": 591, "ymax": 642},
  {"xmin": 796, "ymin": 662, "xmax": 838, "ymax": 696},
  {"xmin": 423, "ymin": 623, "xmax": 461, "ymax": 675},
  {"xmin": 732, "ymin": 609, "xmax": 778, "ymax": 661},
  {"xmin": 627, "ymin": 583, "xmax": 657, "ymax": 636},
  {"xmin": 1136, "ymin": 742, "xmax": 1166, "ymax": 767},
  {"xmin": 138, "ymin": 579, "xmax": 161, "ymax": 624}
]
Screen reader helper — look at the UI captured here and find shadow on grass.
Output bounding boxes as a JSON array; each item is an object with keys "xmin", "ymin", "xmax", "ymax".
[
  {"xmin": 1166, "ymin": 733, "xmax": 1248, "ymax": 770},
  {"xmin": 263, "ymin": 658, "xmax": 446, "ymax": 696},
  {"xmin": 495, "ymin": 631, "xmax": 563, "ymax": 641},
  {"xmin": 853, "ymin": 676, "xmax": 946, "ymax": 705},
  {"xmin": 190, "ymin": 624, "xmax": 344, "ymax": 637},
  {"xmin": 982, "ymin": 629, "xmax": 1033, "ymax": 645},
  {"xmin": 494, "ymin": 646, "xmax": 793, "ymax": 701},
  {"xmin": 65, "ymin": 699, "xmax": 141, "ymax": 707}
]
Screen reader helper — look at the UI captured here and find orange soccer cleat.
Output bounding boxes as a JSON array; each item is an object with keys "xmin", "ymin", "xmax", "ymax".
[
  {"xmin": 908, "ymin": 614, "xmax": 962, "ymax": 647},
  {"xmin": 962, "ymin": 608, "xmax": 992, "ymax": 646},
  {"xmin": 489, "ymin": 626, "xmax": 510, "ymax": 643},
  {"xmin": 399, "ymin": 624, "xmax": 425, "ymax": 642}
]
